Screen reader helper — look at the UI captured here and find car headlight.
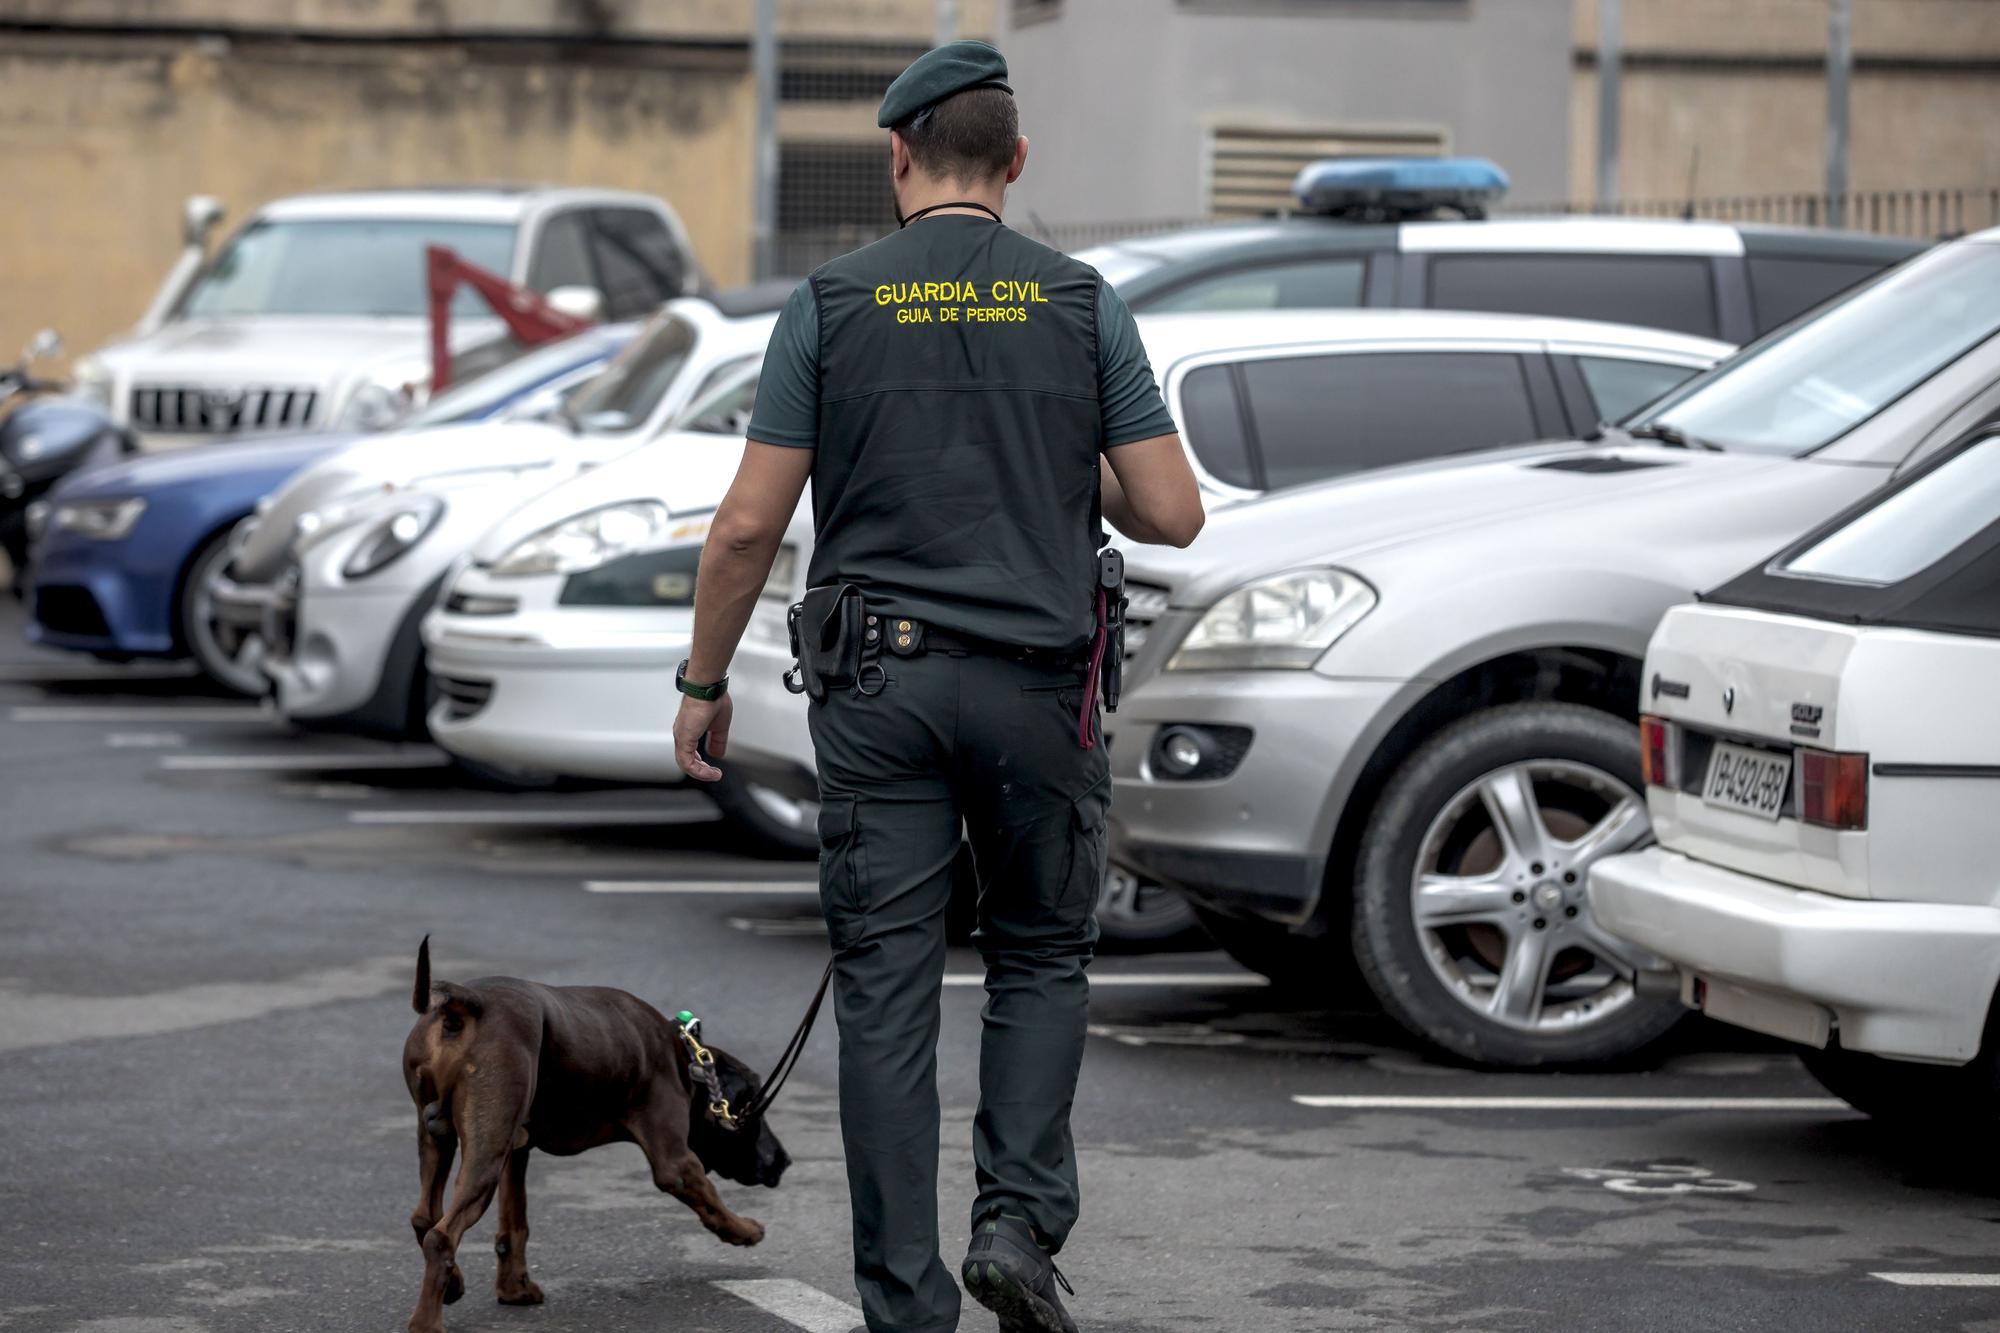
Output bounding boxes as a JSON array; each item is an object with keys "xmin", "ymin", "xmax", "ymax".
[
  {"xmin": 342, "ymin": 496, "xmax": 444, "ymax": 579},
  {"xmin": 334, "ymin": 380, "xmax": 414, "ymax": 432},
  {"xmin": 52, "ymin": 497, "xmax": 147, "ymax": 542},
  {"xmin": 489, "ymin": 501, "xmax": 673, "ymax": 579},
  {"xmin": 71, "ymin": 356, "xmax": 113, "ymax": 411},
  {"xmin": 1166, "ymin": 569, "xmax": 1376, "ymax": 671},
  {"xmin": 559, "ymin": 542, "xmax": 705, "ymax": 607}
]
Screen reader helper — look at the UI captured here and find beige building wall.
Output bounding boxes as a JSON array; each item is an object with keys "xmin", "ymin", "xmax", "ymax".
[
  {"xmin": 1570, "ymin": 0, "xmax": 2000, "ymax": 206},
  {"xmin": 0, "ymin": 0, "xmax": 991, "ymax": 369}
]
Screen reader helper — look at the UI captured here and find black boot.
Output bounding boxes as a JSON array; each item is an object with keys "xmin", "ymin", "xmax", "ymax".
[{"xmin": 961, "ymin": 1213, "xmax": 1077, "ymax": 1333}]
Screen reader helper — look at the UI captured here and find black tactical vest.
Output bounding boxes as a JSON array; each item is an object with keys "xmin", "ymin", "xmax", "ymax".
[{"xmin": 808, "ymin": 216, "xmax": 1103, "ymax": 652}]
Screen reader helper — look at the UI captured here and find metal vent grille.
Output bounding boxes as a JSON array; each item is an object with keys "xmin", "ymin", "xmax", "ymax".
[
  {"xmin": 435, "ymin": 676, "xmax": 495, "ymax": 722},
  {"xmin": 1123, "ymin": 581, "xmax": 1172, "ymax": 661},
  {"xmin": 1207, "ymin": 125, "xmax": 1447, "ymax": 219},
  {"xmin": 131, "ymin": 385, "xmax": 319, "ymax": 434}
]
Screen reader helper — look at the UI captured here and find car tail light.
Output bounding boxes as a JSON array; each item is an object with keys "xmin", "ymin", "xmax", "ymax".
[
  {"xmin": 1639, "ymin": 714, "xmax": 1675, "ymax": 788},
  {"xmin": 1798, "ymin": 748, "xmax": 1868, "ymax": 830}
]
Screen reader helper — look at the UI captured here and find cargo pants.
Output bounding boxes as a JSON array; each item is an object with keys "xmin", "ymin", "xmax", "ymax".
[{"xmin": 808, "ymin": 646, "xmax": 1110, "ymax": 1333}]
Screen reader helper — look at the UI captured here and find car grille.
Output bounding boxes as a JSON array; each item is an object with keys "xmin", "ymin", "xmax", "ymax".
[
  {"xmin": 1123, "ymin": 581, "xmax": 1170, "ymax": 661},
  {"xmin": 435, "ymin": 676, "xmax": 495, "ymax": 722},
  {"xmin": 131, "ymin": 384, "xmax": 319, "ymax": 434},
  {"xmin": 33, "ymin": 584, "xmax": 110, "ymax": 639}
]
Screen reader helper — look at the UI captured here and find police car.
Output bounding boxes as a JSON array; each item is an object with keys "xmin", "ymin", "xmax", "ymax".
[{"xmin": 1082, "ymin": 158, "xmax": 1923, "ymax": 343}]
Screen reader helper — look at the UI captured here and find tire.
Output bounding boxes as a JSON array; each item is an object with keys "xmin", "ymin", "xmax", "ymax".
[
  {"xmin": 1802, "ymin": 1044, "xmax": 2000, "ymax": 1129},
  {"xmin": 1095, "ymin": 867, "xmax": 1204, "ymax": 948},
  {"xmin": 709, "ymin": 773, "xmax": 820, "ymax": 859},
  {"xmin": 178, "ymin": 530, "xmax": 265, "ymax": 696},
  {"xmin": 1350, "ymin": 701, "xmax": 1683, "ymax": 1068}
]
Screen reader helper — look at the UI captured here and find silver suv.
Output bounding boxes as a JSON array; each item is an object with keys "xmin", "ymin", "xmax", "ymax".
[
  {"xmin": 71, "ymin": 187, "xmax": 699, "ymax": 451},
  {"xmin": 1109, "ymin": 228, "xmax": 2000, "ymax": 1067}
]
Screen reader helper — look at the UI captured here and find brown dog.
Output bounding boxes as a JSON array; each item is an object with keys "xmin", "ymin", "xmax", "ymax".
[{"xmin": 400, "ymin": 938, "xmax": 791, "ymax": 1333}]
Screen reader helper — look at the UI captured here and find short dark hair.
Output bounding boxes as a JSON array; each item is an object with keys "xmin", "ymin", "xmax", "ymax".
[{"xmin": 897, "ymin": 87, "xmax": 1019, "ymax": 185}]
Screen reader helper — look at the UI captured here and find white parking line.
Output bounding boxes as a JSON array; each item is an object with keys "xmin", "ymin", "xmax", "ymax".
[
  {"xmin": 351, "ymin": 807, "xmax": 715, "ymax": 826},
  {"xmin": 586, "ymin": 880, "xmax": 818, "ymax": 894},
  {"xmin": 107, "ymin": 732, "xmax": 186, "ymax": 749},
  {"xmin": 11, "ymin": 705, "xmax": 268, "ymax": 723},
  {"xmin": 161, "ymin": 751, "xmax": 451, "ymax": 771},
  {"xmin": 956, "ymin": 972, "xmax": 1266, "ymax": 987},
  {"xmin": 716, "ymin": 1278, "xmax": 862, "ymax": 1332},
  {"xmin": 1293, "ymin": 1095, "xmax": 1849, "ymax": 1112},
  {"xmin": 1872, "ymin": 1273, "xmax": 2000, "ymax": 1287},
  {"xmin": 0, "ymin": 662, "xmax": 194, "ymax": 682}
]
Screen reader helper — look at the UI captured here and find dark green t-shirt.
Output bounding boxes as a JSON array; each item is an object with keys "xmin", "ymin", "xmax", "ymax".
[{"xmin": 746, "ymin": 273, "xmax": 1175, "ymax": 450}]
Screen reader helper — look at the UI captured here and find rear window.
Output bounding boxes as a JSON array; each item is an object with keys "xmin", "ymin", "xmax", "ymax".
[
  {"xmin": 1747, "ymin": 256, "xmax": 1888, "ymax": 333},
  {"xmin": 1575, "ymin": 355, "xmax": 1704, "ymax": 424},
  {"xmin": 1144, "ymin": 258, "xmax": 1366, "ymax": 313},
  {"xmin": 1241, "ymin": 351, "xmax": 1541, "ymax": 490},
  {"xmin": 1175, "ymin": 364, "xmax": 1255, "ymax": 487},
  {"xmin": 1784, "ymin": 434, "xmax": 2000, "ymax": 584},
  {"xmin": 1429, "ymin": 253, "xmax": 1719, "ymax": 338}
]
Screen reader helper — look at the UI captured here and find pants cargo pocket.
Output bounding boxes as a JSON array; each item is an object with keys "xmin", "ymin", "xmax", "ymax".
[
  {"xmin": 816, "ymin": 794, "xmax": 867, "ymax": 951},
  {"xmin": 1059, "ymin": 776, "xmax": 1111, "ymax": 927}
]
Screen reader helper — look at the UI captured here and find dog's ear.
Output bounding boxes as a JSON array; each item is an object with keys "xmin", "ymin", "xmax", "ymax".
[{"xmin": 413, "ymin": 935, "xmax": 432, "ymax": 1016}]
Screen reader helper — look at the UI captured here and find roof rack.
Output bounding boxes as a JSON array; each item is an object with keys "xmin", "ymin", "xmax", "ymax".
[{"xmin": 1293, "ymin": 157, "xmax": 1510, "ymax": 222}]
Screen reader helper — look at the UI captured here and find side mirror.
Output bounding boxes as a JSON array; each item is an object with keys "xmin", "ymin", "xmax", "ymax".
[
  {"xmin": 545, "ymin": 286, "xmax": 605, "ymax": 324},
  {"xmin": 182, "ymin": 195, "xmax": 225, "ymax": 249},
  {"xmin": 24, "ymin": 328, "xmax": 62, "ymax": 363}
]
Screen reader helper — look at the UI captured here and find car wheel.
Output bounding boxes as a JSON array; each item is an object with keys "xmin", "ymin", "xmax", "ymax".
[
  {"xmin": 179, "ymin": 530, "xmax": 266, "ymax": 696},
  {"xmin": 709, "ymin": 773, "xmax": 820, "ymax": 858},
  {"xmin": 1351, "ymin": 702, "xmax": 1683, "ymax": 1068},
  {"xmin": 1801, "ymin": 1043, "xmax": 2000, "ymax": 1129},
  {"xmin": 1095, "ymin": 867, "xmax": 1203, "ymax": 947}
]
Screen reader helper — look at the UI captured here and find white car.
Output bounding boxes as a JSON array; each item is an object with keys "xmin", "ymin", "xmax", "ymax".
[
  {"xmin": 422, "ymin": 371, "xmax": 759, "ymax": 779},
  {"xmin": 254, "ymin": 297, "xmax": 778, "ymax": 737},
  {"xmin": 72, "ymin": 187, "xmax": 700, "ymax": 451},
  {"xmin": 713, "ymin": 308, "xmax": 1731, "ymax": 934},
  {"xmin": 1589, "ymin": 425, "xmax": 2000, "ymax": 1122}
]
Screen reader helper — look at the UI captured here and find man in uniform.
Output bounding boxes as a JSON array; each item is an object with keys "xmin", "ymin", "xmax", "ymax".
[{"xmin": 671, "ymin": 39, "xmax": 1204, "ymax": 1333}]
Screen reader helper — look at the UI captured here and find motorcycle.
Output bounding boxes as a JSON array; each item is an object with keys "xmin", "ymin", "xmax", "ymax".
[{"xmin": 0, "ymin": 329, "xmax": 135, "ymax": 593}]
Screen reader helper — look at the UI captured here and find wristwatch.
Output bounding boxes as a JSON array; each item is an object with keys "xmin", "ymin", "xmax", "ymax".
[{"xmin": 676, "ymin": 659, "xmax": 728, "ymax": 701}]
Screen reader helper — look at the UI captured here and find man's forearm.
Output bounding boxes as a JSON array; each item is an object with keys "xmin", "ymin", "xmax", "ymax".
[{"xmin": 686, "ymin": 526, "xmax": 782, "ymax": 684}]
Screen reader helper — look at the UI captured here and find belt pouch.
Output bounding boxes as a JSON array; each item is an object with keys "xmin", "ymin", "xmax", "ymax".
[{"xmin": 801, "ymin": 583, "xmax": 866, "ymax": 693}]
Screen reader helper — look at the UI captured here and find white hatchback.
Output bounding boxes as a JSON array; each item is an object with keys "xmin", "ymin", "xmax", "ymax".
[{"xmin": 1590, "ymin": 426, "xmax": 2000, "ymax": 1123}]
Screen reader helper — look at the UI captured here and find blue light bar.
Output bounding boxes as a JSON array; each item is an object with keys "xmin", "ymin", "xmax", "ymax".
[{"xmin": 1293, "ymin": 157, "xmax": 1511, "ymax": 219}]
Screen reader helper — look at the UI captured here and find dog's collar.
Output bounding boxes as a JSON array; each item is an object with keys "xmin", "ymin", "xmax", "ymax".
[{"xmin": 675, "ymin": 1011, "xmax": 738, "ymax": 1130}]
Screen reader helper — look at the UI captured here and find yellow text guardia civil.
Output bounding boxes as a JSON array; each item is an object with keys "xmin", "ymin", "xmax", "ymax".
[{"xmin": 875, "ymin": 280, "xmax": 1052, "ymax": 305}]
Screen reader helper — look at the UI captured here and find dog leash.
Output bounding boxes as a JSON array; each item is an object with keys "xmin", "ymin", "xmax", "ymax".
[
  {"xmin": 677, "ymin": 957, "xmax": 834, "ymax": 1130},
  {"xmin": 740, "ymin": 959, "xmax": 834, "ymax": 1123}
]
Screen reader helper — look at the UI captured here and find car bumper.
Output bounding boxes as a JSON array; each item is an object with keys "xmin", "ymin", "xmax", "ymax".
[
  {"xmin": 24, "ymin": 530, "xmax": 182, "ymax": 656},
  {"xmin": 264, "ymin": 578, "xmax": 419, "ymax": 725},
  {"xmin": 1590, "ymin": 845, "xmax": 2000, "ymax": 1063},
  {"xmin": 718, "ymin": 625, "xmax": 818, "ymax": 799},
  {"xmin": 1107, "ymin": 670, "xmax": 1403, "ymax": 927},
  {"xmin": 422, "ymin": 612, "xmax": 693, "ymax": 783}
]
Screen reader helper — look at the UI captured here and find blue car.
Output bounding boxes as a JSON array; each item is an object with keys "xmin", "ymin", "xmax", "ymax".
[{"xmin": 26, "ymin": 325, "xmax": 632, "ymax": 692}]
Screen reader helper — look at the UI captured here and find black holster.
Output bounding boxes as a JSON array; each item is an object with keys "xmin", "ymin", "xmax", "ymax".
[
  {"xmin": 785, "ymin": 583, "xmax": 868, "ymax": 702},
  {"xmin": 1099, "ymin": 547, "xmax": 1126, "ymax": 714}
]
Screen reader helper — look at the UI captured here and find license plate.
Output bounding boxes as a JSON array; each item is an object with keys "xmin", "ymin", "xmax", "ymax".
[{"xmin": 1702, "ymin": 741, "xmax": 1792, "ymax": 820}]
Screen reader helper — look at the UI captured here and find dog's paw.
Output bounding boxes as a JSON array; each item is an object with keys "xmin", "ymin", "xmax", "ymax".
[
  {"xmin": 442, "ymin": 1263, "xmax": 466, "ymax": 1305},
  {"xmin": 724, "ymin": 1217, "xmax": 766, "ymax": 1247},
  {"xmin": 497, "ymin": 1278, "xmax": 545, "ymax": 1306}
]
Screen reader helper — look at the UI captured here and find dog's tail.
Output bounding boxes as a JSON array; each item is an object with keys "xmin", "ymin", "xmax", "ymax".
[{"xmin": 414, "ymin": 935, "xmax": 432, "ymax": 1015}]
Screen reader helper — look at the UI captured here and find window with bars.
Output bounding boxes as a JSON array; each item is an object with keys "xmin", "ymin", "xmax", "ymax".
[{"xmin": 1206, "ymin": 124, "xmax": 1447, "ymax": 217}]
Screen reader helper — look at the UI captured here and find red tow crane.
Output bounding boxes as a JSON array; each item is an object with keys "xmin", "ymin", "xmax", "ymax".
[{"xmin": 425, "ymin": 245, "xmax": 594, "ymax": 393}]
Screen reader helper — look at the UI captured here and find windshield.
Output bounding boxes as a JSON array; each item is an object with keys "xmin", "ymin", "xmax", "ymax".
[
  {"xmin": 1633, "ymin": 242, "xmax": 2000, "ymax": 455},
  {"xmin": 562, "ymin": 312, "xmax": 698, "ymax": 433},
  {"xmin": 404, "ymin": 333, "xmax": 610, "ymax": 429},
  {"xmin": 677, "ymin": 370, "xmax": 760, "ymax": 434},
  {"xmin": 179, "ymin": 219, "xmax": 517, "ymax": 319}
]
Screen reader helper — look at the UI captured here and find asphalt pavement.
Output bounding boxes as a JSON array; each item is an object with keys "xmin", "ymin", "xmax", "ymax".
[{"xmin": 1, "ymin": 596, "xmax": 1994, "ymax": 1333}]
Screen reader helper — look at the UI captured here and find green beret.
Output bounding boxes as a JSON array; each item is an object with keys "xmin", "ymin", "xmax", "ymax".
[{"xmin": 877, "ymin": 39, "xmax": 1012, "ymax": 129}]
